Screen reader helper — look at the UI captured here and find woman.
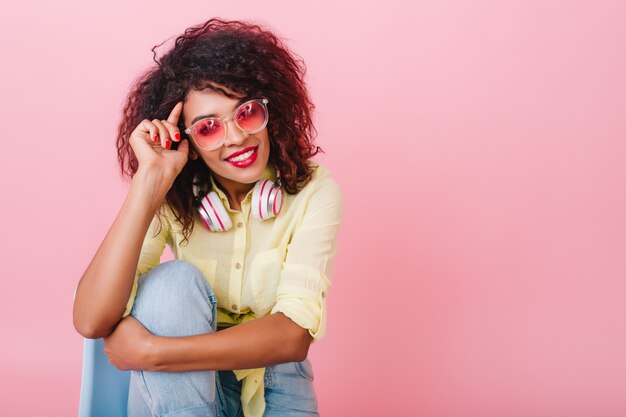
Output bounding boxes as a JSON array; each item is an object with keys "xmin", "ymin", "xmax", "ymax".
[{"xmin": 72, "ymin": 17, "xmax": 344, "ymax": 417}]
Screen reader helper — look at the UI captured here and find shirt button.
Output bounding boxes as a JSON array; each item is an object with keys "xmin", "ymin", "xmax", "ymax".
[
  {"xmin": 232, "ymin": 304, "xmax": 238, "ymax": 310},
  {"xmin": 237, "ymin": 222, "xmax": 243, "ymax": 228},
  {"xmin": 235, "ymin": 262, "xmax": 241, "ymax": 269},
  {"xmin": 322, "ymin": 291, "xmax": 326, "ymax": 297}
]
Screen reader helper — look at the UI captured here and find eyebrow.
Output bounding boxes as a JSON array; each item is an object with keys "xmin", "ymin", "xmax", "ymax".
[{"xmin": 189, "ymin": 97, "xmax": 250, "ymax": 126}]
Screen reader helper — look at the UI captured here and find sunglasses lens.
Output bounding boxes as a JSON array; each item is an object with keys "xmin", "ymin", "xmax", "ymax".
[
  {"xmin": 193, "ymin": 119, "xmax": 224, "ymax": 150},
  {"xmin": 236, "ymin": 101, "xmax": 268, "ymax": 133}
]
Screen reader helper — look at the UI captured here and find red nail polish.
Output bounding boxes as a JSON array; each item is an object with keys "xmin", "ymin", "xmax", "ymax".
[
  {"xmin": 166, "ymin": 139, "xmax": 171, "ymax": 149},
  {"xmin": 175, "ymin": 132, "xmax": 180, "ymax": 140},
  {"xmin": 153, "ymin": 134, "xmax": 158, "ymax": 142}
]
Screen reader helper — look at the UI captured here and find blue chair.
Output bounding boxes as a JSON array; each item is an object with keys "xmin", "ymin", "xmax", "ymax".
[{"xmin": 78, "ymin": 338, "xmax": 130, "ymax": 417}]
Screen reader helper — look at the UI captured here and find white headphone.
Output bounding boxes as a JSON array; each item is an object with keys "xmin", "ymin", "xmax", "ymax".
[{"xmin": 192, "ymin": 169, "xmax": 283, "ymax": 232}]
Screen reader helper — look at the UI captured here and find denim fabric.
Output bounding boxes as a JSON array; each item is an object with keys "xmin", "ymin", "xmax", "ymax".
[{"xmin": 127, "ymin": 260, "xmax": 319, "ymax": 417}]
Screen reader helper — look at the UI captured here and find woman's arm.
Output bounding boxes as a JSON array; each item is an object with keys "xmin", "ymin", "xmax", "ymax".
[
  {"xmin": 73, "ymin": 168, "xmax": 171, "ymax": 339},
  {"xmin": 74, "ymin": 103, "xmax": 188, "ymax": 339},
  {"xmin": 152, "ymin": 312, "xmax": 312, "ymax": 371},
  {"xmin": 103, "ymin": 311, "xmax": 312, "ymax": 371}
]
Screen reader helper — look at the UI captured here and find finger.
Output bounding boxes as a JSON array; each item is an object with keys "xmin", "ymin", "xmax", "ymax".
[
  {"xmin": 177, "ymin": 138, "xmax": 189, "ymax": 157},
  {"xmin": 139, "ymin": 120, "xmax": 158, "ymax": 144},
  {"xmin": 166, "ymin": 101, "xmax": 184, "ymax": 127},
  {"xmin": 173, "ymin": 139, "xmax": 190, "ymax": 170},
  {"xmin": 152, "ymin": 119, "xmax": 171, "ymax": 149},
  {"xmin": 160, "ymin": 119, "xmax": 181, "ymax": 143}
]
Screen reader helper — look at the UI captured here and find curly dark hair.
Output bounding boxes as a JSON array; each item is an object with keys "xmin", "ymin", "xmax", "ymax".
[{"xmin": 115, "ymin": 17, "xmax": 323, "ymax": 244}]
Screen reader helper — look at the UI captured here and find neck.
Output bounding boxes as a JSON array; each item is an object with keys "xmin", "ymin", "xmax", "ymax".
[{"xmin": 212, "ymin": 175, "xmax": 255, "ymax": 210}]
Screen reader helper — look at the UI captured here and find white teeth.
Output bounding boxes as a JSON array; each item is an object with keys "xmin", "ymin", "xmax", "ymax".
[{"xmin": 227, "ymin": 148, "xmax": 255, "ymax": 162}]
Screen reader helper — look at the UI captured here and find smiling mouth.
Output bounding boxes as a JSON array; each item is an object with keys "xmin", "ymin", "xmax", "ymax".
[{"xmin": 226, "ymin": 146, "xmax": 258, "ymax": 162}]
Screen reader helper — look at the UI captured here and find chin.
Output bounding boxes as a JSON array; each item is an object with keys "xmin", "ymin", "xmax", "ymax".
[
  {"xmin": 230, "ymin": 167, "xmax": 265, "ymax": 183},
  {"xmin": 221, "ymin": 155, "xmax": 269, "ymax": 183}
]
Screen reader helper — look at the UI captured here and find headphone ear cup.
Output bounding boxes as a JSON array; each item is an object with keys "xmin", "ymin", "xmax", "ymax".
[
  {"xmin": 251, "ymin": 179, "xmax": 283, "ymax": 221},
  {"xmin": 269, "ymin": 186, "xmax": 283, "ymax": 217},
  {"xmin": 198, "ymin": 191, "xmax": 232, "ymax": 232}
]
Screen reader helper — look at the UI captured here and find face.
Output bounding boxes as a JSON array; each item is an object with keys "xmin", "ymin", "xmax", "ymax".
[{"xmin": 182, "ymin": 83, "xmax": 271, "ymax": 191}]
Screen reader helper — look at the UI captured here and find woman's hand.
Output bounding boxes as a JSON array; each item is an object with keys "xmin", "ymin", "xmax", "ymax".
[
  {"xmin": 129, "ymin": 101, "xmax": 190, "ymax": 183},
  {"xmin": 103, "ymin": 315, "xmax": 158, "ymax": 371}
]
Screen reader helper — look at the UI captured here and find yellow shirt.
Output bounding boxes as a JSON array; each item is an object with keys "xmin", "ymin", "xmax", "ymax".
[{"xmin": 122, "ymin": 161, "xmax": 344, "ymax": 417}]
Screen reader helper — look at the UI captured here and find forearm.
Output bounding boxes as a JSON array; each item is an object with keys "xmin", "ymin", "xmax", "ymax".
[
  {"xmin": 73, "ymin": 167, "xmax": 172, "ymax": 339},
  {"xmin": 149, "ymin": 312, "xmax": 312, "ymax": 372}
]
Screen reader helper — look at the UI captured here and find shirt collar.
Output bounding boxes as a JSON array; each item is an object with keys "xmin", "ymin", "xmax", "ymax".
[{"xmin": 208, "ymin": 163, "xmax": 278, "ymax": 209}]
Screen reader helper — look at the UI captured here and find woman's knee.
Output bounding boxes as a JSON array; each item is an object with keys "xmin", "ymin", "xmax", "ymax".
[
  {"xmin": 130, "ymin": 260, "xmax": 217, "ymax": 337},
  {"xmin": 138, "ymin": 260, "xmax": 215, "ymax": 293}
]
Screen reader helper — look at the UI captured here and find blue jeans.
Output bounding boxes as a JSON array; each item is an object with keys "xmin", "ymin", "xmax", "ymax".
[{"xmin": 127, "ymin": 260, "xmax": 320, "ymax": 417}]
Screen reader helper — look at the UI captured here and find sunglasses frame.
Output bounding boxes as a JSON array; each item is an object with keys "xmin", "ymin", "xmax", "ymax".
[{"xmin": 184, "ymin": 98, "xmax": 270, "ymax": 151}]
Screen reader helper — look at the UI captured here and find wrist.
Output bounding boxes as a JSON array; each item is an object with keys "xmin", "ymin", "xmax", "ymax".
[
  {"xmin": 144, "ymin": 335, "xmax": 166, "ymax": 371},
  {"xmin": 133, "ymin": 165, "xmax": 174, "ymax": 190},
  {"xmin": 130, "ymin": 168, "xmax": 174, "ymax": 212}
]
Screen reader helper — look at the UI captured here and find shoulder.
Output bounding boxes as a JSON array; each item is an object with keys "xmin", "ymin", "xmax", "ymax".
[
  {"xmin": 294, "ymin": 161, "xmax": 344, "ymax": 216},
  {"xmin": 293, "ymin": 161, "xmax": 343, "ymax": 200},
  {"xmin": 302, "ymin": 161, "xmax": 342, "ymax": 195},
  {"xmin": 151, "ymin": 201, "xmax": 177, "ymax": 230}
]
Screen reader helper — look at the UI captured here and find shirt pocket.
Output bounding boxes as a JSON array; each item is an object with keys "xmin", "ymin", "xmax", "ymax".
[{"xmin": 249, "ymin": 247, "xmax": 283, "ymax": 315}]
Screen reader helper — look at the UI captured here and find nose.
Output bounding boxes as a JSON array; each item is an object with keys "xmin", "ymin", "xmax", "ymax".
[{"xmin": 223, "ymin": 115, "xmax": 248, "ymax": 147}]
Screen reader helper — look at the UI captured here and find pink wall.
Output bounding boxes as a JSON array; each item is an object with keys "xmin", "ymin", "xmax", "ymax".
[{"xmin": 1, "ymin": 1, "xmax": 625, "ymax": 416}]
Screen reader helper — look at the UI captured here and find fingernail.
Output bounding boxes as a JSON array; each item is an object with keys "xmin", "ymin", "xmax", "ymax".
[
  {"xmin": 175, "ymin": 132, "xmax": 180, "ymax": 141},
  {"xmin": 153, "ymin": 134, "xmax": 158, "ymax": 142},
  {"xmin": 166, "ymin": 139, "xmax": 172, "ymax": 149}
]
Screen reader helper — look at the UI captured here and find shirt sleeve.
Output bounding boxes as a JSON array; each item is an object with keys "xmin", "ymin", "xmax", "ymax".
[
  {"xmin": 270, "ymin": 175, "xmax": 345, "ymax": 342},
  {"xmin": 122, "ymin": 205, "xmax": 172, "ymax": 317}
]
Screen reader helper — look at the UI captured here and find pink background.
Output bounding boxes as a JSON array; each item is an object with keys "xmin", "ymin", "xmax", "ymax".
[{"xmin": 1, "ymin": 1, "xmax": 625, "ymax": 416}]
